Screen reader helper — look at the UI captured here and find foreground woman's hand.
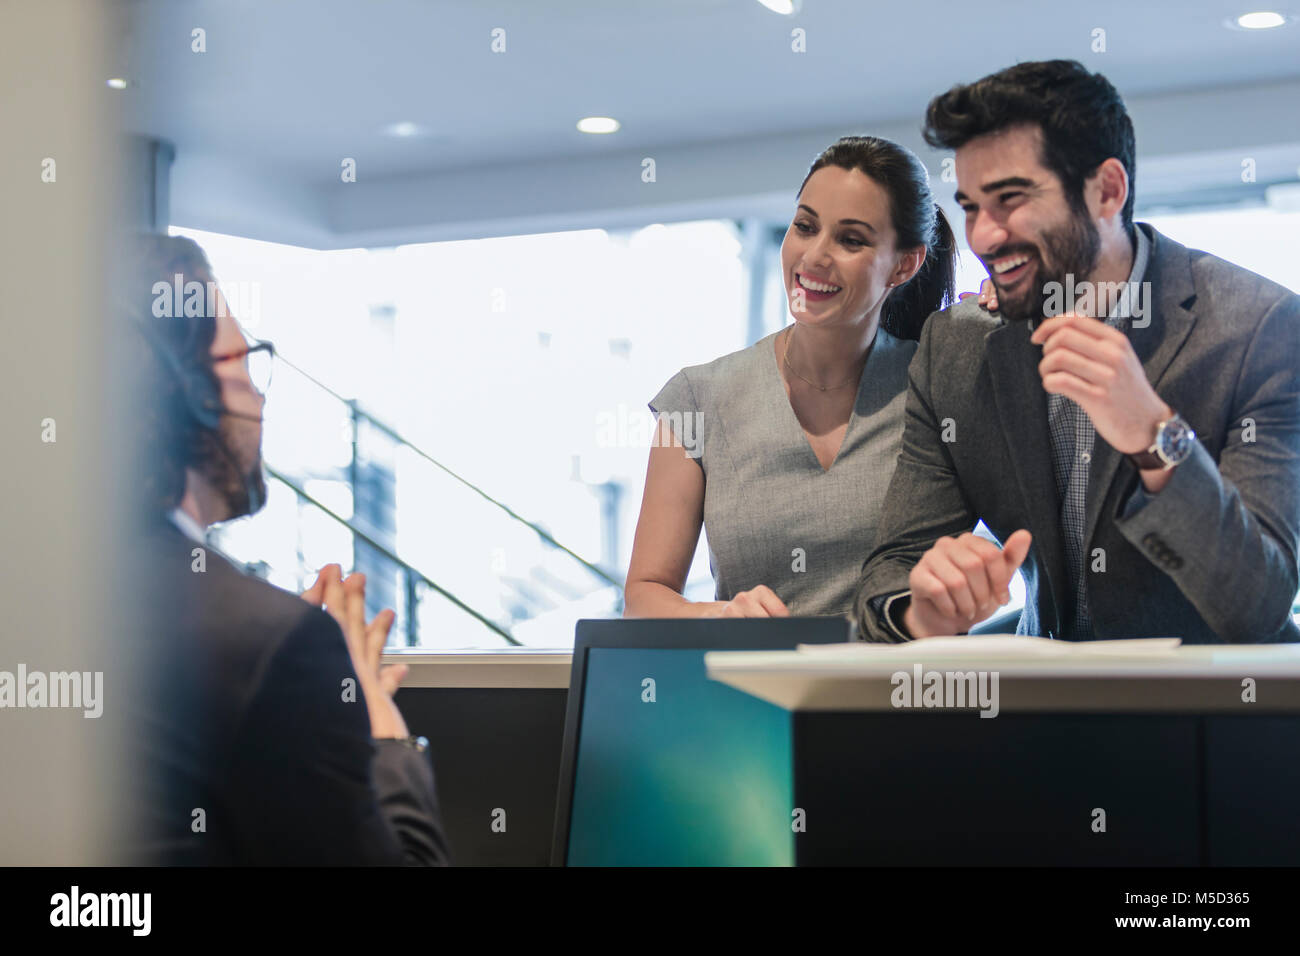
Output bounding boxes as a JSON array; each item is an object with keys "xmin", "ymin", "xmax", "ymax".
[
  {"xmin": 302, "ymin": 564, "xmax": 410, "ymax": 739},
  {"xmin": 718, "ymin": 585, "xmax": 790, "ymax": 618}
]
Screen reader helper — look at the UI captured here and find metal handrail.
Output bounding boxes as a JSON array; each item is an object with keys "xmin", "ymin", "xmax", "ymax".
[
  {"xmin": 274, "ymin": 352, "xmax": 624, "ymax": 591},
  {"xmin": 266, "ymin": 464, "xmax": 523, "ymax": 646}
]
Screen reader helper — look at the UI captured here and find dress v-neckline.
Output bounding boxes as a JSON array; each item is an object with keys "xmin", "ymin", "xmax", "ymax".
[{"xmin": 769, "ymin": 327, "xmax": 873, "ymax": 475}]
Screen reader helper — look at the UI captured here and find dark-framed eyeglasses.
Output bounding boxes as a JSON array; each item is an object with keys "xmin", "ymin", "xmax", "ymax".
[{"xmin": 210, "ymin": 340, "xmax": 275, "ymax": 394}]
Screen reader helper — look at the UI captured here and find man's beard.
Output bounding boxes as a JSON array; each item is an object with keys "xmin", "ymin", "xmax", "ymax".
[
  {"xmin": 197, "ymin": 417, "xmax": 266, "ymax": 520},
  {"xmin": 991, "ymin": 207, "xmax": 1101, "ymax": 324}
]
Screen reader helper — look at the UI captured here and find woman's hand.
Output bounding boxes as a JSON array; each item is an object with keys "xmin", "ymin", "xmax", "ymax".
[
  {"xmin": 717, "ymin": 585, "xmax": 790, "ymax": 617},
  {"xmin": 302, "ymin": 564, "xmax": 410, "ymax": 739},
  {"xmin": 958, "ymin": 278, "xmax": 999, "ymax": 313}
]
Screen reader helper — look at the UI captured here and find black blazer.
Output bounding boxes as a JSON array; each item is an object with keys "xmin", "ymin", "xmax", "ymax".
[{"xmin": 130, "ymin": 518, "xmax": 449, "ymax": 865}]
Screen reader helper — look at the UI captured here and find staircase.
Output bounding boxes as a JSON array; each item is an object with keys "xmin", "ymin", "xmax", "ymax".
[{"xmin": 209, "ymin": 347, "xmax": 624, "ymax": 648}]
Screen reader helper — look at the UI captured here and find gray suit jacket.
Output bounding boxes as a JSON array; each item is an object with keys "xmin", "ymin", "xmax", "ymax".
[{"xmin": 853, "ymin": 223, "xmax": 1300, "ymax": 644}]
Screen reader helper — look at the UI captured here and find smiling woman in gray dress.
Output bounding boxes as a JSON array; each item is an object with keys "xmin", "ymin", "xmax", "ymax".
[{"xmin": 623, "ymin": 136, "xmax": 959, "ymax": 618}]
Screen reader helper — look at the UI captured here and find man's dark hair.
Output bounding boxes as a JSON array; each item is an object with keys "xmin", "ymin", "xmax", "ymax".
[
  {"xmin": 125, "ymin": 235, "xmax": 221, "ymax": 515},
  {"xmin": 923, "ymin": 60, "xmax": 1136, "ymax": 227}
]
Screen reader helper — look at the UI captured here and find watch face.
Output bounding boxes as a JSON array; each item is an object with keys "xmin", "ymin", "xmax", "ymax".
[{"xmin": 1158, "ymin": 416, "xmax": 1195, "ymax": 463}]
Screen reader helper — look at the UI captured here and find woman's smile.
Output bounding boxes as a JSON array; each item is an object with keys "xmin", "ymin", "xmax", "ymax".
[{"xmin": 795, "ymin": 271, "xmax": 844, "ymax": 301}]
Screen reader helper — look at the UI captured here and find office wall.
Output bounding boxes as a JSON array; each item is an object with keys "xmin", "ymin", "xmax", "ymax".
[{"xmin": 0, "ymin": 1, "xmax": 127, "ymax": 864}]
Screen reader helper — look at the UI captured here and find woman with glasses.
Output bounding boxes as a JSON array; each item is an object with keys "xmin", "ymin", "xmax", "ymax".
[
  {"xmin": 125, "ymin": 233, "xmax": 448, "ymax": 865},
  {"xmin": 214, "ymin": 340, "xmax": 275, "ymax": 397}
]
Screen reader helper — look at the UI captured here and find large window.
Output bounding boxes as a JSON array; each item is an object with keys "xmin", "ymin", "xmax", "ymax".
[
  {"xmin": 175, "ymin": 198, "xmax": 1300, "ymax": 647},
  {"xmin": 1144, "ymin": 204, "xmax": 1300, "ymax": 293},
  {"xmin": 175, "ymin": 222, "xmax": 747, "ymax": 648}
]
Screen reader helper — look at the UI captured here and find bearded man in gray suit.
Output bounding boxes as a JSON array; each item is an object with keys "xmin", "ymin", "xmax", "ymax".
[{"xmin": 854, "ymin": 60, "xmax": 1300, "ymax": 644}]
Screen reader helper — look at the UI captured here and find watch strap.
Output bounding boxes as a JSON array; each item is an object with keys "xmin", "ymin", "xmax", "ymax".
[{"xmin": 1128, "ymin": 448, "xmax": 1167, "ymax": 470}]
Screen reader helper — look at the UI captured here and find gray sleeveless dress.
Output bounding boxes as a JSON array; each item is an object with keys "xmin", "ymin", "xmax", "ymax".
[{"xmin": 649, "ymin": 326, "xmax": 917, "ymax": 616}]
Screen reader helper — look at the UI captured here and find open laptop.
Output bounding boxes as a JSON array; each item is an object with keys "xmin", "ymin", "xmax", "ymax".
[{"xmin": 552, "ymin": 617, "xmax": 854, "ymax": 866}]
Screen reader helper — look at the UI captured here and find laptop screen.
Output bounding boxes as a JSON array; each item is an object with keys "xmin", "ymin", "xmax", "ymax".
[
  {"xmin": 556, "ymin": 618, "xmax": 853, "ymax": 866},
  {"xmin": 568, "ymin": 647, "xmax": 793, "ymax": 865}
]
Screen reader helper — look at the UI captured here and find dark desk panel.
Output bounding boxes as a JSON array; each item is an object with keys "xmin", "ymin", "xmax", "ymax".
[
  {"xmin": 793, "ymin": 711, "xmax": 1300, "ymax": 866},
  {"xmin": 793, "ymin": 712, "xmax": 1201, "ymax": 865},
  {"xmin": 1205, "ymin": 716, "xmax": 1300, "ymax": 865},
  {"xmin": 395, "ymin": 687, "xmax": 568, "ymax": 867}
]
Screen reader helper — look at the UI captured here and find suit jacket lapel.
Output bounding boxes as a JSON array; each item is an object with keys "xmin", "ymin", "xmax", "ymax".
[
  {"xmin": 1083, "ymin": 224, "xmax": 1200, "ymax": 548},
  {"xmin": 986, "ymin": 320, "xmax": 1068, "ymax": 633}
]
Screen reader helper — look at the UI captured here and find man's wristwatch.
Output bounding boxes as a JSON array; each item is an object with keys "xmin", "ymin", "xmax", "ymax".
[{"xmin": 1128, "ymin": 412, "xmax": 1196, "ymax": 471}]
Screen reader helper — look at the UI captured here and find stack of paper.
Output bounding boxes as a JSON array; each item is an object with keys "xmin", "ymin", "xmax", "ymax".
[{"xmin": 797, "ymin": 635, "xmax": 1182, "ymax": 659}]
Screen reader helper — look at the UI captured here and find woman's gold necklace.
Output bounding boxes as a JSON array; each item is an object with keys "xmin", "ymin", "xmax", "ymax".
[{"xmin": 782, "ymin": 324, "xmax": 867, "ymax": 392}]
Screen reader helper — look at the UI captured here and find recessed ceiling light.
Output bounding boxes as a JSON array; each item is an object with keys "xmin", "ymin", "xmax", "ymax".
[
  {"xmin": 385, "ymin": 121, "xmax": 421, "ymax": 137},
  {"xmin": 106, "ymin": 78, "xmax": 129, "ymax": 90},
  {"xmin": 577, "ymin": 116, "xmax": 620, "ymax": 134},
  {"xmin": 756, "ymin": 0, "xmax": 801, "ymax": 14},
  {"xmin": 1226, "ymin": 10, "xmax": 1291, "ymax": 29}
]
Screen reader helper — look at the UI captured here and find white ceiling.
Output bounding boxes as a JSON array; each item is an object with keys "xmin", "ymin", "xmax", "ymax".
[{"xmin": 117, "ymin": 0, "xmax": 1300, "ymax": 247}]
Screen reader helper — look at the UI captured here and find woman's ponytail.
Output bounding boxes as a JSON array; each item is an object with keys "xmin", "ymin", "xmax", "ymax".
[{"xmin": 881, "ymin": 203, "xmax": 957, "ymax": 341}]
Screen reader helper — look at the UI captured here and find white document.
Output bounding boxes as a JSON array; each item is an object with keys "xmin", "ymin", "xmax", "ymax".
[{"xmin": 798, "ymin": 635, "xmax": 1182, "ymax": 658}]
